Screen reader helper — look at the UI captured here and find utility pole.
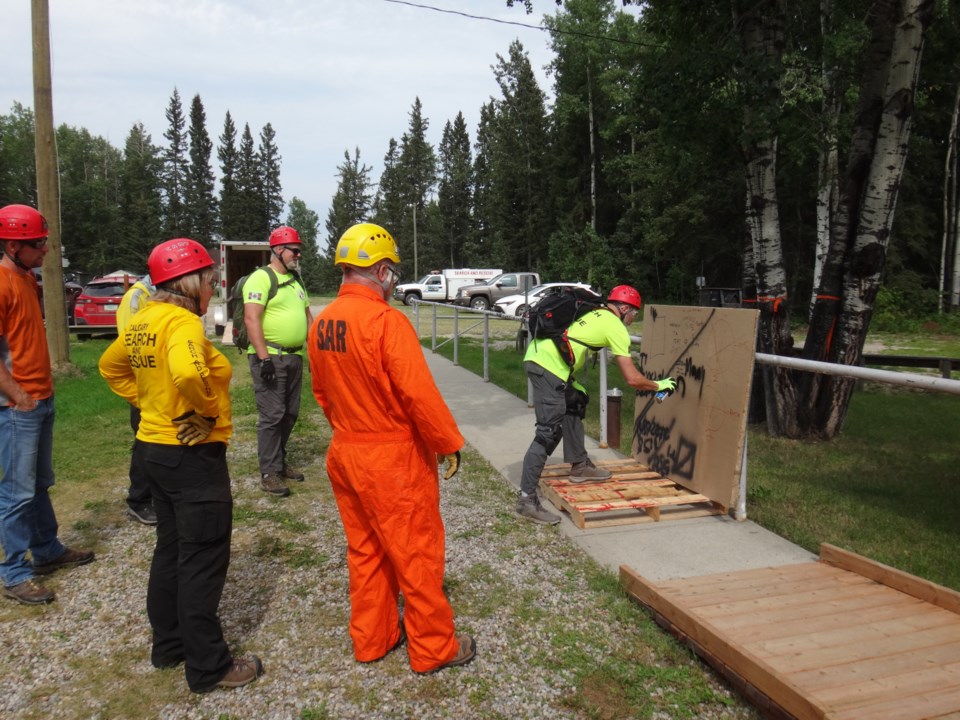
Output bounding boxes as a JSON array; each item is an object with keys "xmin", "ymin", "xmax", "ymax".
[
  {"xmin": 412, "ymin": 202, "xmax": 418, "ymax": 280},
  {"xmin": 32, "ymin": 0, "xmax": 70, "ymax": 367}
]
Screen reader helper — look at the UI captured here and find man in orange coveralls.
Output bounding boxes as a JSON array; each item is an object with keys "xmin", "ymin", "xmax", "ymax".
[{"xmin": 308, "ymin": 222, "xmax": 476, "ymax": 673}]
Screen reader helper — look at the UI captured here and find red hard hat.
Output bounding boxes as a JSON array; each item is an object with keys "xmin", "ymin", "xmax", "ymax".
[
  {"xmin": 0, "ymin": 204, "xmax": 48, "ymax": 241},
  {"xmin": 148, "ymin": 238, "xmax": 214, "ymax": 285},
  {"xmin": 269, "ymin": 226, "xmax": 301, "ymax": 247},
  {"xmin": 607, "ymin": 285, "xmax": 642, "ymax": 309}
]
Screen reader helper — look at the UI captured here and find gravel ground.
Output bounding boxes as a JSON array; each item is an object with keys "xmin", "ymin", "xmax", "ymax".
[{"xmin": 1, "ymin": 433, "xmax": 758, "ymax": 720}]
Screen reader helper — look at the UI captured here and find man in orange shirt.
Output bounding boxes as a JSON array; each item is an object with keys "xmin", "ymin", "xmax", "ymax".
[
  {"xmin": 0, "ymin": 204, "xmax": 94, "ymax": 605},
  {"xmin": 308, "ymin": 222, "xmax": 475, "ymax": 674}
]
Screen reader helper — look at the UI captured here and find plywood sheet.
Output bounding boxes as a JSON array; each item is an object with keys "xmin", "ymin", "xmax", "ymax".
[{"xmin": 632, "ymin": 305, "xmax": 759, "ymax": 507}]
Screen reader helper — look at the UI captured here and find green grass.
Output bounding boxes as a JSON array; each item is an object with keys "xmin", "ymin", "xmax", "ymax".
[
  {"xmin": 19, "ymin": 322, "xmax": 960, "ymax": 717},
  {"xmin": 12, "ymin": 334, "xmax": 755, "ymax": 719}
]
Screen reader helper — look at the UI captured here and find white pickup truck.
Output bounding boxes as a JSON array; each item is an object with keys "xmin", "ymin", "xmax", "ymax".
[{"xmin": 393, "ymin": 268, "xmax": 502, "ymax": 305}]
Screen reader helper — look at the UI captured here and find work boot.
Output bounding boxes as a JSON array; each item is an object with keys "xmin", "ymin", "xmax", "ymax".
[
  {"xmin": 3, "ymin": 579, "xmax": 55, "ymax": 605},
  {"xmin": 32, "ymin": 547, "xmax": 95, "ymax": 576},
  {"xmin": 127, "ymin": 504, "xmax": 158, "ymax": 526},
  {"xmin": 516, "ymin": 493, "xmax": 561, "ymax": 525},
  {"xmin": 260, "ymin": 473, "xmax": 291, "ymax": 497},
  {"xmin": 418, "ymin": 634, "xmax": 477, "ymax": 674},
  {"xmin": 281, "ymin": 465, "xmax": 305, "ymax": 482},
  {"xmin": 569, "ymin": 459, "xmax": 612, "ymax": 483},
  {"xmin": 209, "ymin": 654, "xmax": 264, "ymax": 691}
]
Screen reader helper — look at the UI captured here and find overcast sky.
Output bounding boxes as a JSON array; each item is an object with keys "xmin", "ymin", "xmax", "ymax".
[{"xmin": 2, "ymin": 0, "xmax": 558, "ymax": 241}]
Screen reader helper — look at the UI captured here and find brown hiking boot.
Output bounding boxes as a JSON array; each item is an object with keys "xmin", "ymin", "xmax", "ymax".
[
  {"xmin": 569, "ymin": 459, "xmax": 612, "ymax": 483},
  {"xmin": 32, "ymin": 547, "xmax": 95, "ymax": 575},
  {"xmin": 3, "ymin": 578, "xmax": 55, "ymax": 605},
  {"xmin": 214, "ymin": 654, "xmax": 264, "ymax": 689},
  {"xmin": 281, "ymin": 465, "xmax": 304, "ymax": 482},
  {"xmin": 260, "ymin": 473, "xmax": 290, "ymax": 497},
  {"xmin": 419, "ymin": 634, "xmax": 477, "ymax": 674}
]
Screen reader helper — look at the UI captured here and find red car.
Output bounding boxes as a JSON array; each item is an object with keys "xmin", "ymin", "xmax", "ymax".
[
  {"xmin": 32, "ymin": 268, "xmax": 83, "ymax": 319},
  {"xmin": 73, "ymin": 275, "xmax": 131, "ymax": 329}
]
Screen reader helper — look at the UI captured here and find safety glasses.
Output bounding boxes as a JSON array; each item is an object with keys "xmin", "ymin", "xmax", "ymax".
[
  {"xmin": 22, "ymin": 238, "xmax": 48, "ymax": 249},
  {"xmin": 283, "ymin": 245, "xmax": 302, "ymax": 256}
]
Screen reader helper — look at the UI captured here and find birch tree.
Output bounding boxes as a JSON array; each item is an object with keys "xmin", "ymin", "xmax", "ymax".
[{"xmin": 801, "ymin": 0, "xmax": 936, "ymax": 437}]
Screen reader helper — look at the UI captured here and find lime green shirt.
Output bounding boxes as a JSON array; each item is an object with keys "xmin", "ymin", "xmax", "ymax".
[
  {"xmin": 524, "ymin": 308, "xmax": 631, "ymax": 378},
  {"xmin": 242, "ymin": 268, "xmax": 309, "ymax": 353}
]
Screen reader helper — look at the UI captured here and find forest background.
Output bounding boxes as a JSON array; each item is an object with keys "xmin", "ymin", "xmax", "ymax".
[{"xmin": 2, "ymin": 0, "xmax": 959, "ymax": 439}]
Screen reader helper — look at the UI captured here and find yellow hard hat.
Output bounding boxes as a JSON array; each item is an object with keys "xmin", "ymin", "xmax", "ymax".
[{"xmin": 335, "ymin": 223, "xmax": 400, "ymax": 268}]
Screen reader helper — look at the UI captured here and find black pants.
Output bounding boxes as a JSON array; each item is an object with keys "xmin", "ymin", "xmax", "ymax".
[
  {"xmin": 140, "ymin": 441, "xmax": 234, "ymax": 692},
  {"xmin": 127, "ymin": 405, "xmax": 151, "ymax": 509}
]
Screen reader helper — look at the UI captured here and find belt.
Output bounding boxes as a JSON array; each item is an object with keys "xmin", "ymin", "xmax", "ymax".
[{"xmin": 267, "ymin": 341, "xmax": 303, "ymax": 354}]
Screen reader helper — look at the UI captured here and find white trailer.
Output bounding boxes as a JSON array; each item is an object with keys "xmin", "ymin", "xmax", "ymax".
[{"xmin": 213, "ymin": 240, "xmax": 272, "ymax": 340}]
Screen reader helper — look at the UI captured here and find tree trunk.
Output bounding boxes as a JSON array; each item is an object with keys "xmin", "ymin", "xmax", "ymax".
[
  {"xmin": 811, "ymin": 0, "xmax": 841, "ymax": 320},
  {"xmin": 800, "ymin": 0, "xmax": 935, "ymax": 438},
  {"xmin": 738, "ymin": 2, "xmax": 798, "ymax": 437},
  {"xmin": 943, "ymin": 80, "xmax": 960, "ymax": 311},
  {"xmin": 31, "ymin": 0, "xmax": 70, "ymax": 368},
  {"xmin": 587, "ymin": 63, "xmax": 597, "ymax": 232}
]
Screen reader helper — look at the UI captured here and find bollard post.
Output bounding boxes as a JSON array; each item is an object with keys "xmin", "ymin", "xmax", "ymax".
[{"xmin": 606, "ymin": 387, "xmax": 622, "ymax": 450}]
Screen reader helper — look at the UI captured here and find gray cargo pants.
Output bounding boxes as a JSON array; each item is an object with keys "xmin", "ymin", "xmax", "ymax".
[
  {"xmin": 519, "ymin": 361, "xmax": 588, "ymax": 496},
  {"xmin": 249, "ymin": 352, "xmax": 303, "ymax": 476}
]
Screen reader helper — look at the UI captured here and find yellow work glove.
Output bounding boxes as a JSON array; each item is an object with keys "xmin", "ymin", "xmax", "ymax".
[
  {"xmin": 174, "ymin": 412, "xmax": 216, "ymax": 446},
  {"xmin": 438, "ymin": 450, "xmax": 462, "ymax": 480}
]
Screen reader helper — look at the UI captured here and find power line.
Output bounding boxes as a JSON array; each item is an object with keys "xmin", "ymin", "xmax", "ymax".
[
  {"xmin": 381, "ymin": 0, "xmax": 662, "ymax": 49},
  {"xmin": 383, "ymin": 0, "xmax": 547, "ymax": 32}
]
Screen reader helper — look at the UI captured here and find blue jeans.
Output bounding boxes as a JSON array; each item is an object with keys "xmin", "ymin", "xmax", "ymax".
[{"xmin": 0, "ymin": 397, "xmax": 66, "ymax": 587}]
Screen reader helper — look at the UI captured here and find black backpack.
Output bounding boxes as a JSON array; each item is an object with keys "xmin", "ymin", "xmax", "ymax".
[
  {"xmin": 527, "ymin": 287, "xmax": 606, "ymax": 367},
  {"xmin": 229, "ymin": 266, "xmax": 303, "ymax": 352}
]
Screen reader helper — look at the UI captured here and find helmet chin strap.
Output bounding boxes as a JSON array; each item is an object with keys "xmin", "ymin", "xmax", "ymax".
[
  {"xmin": 3, "ymin": 243, "xmax": 32, "ymax": 271},
  {"xmin": 273, "ymin": 247, "xmax": 297, "ymax": 275}
]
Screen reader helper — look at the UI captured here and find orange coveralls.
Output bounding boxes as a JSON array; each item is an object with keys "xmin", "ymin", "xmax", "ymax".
[{"xmin": 307, "ymin": 283, "xmax": 464, "ymax": 672}]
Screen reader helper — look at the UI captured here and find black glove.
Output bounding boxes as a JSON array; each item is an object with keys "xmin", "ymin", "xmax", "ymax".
[{"xmin": 259, "ymin": 356, "xmax": 276, "ymax": 384}]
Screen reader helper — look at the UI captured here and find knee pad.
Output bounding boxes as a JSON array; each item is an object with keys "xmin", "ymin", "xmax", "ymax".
[{"xmin": 533, "ymin": 423, "xmax": 563, "ymax": 453}]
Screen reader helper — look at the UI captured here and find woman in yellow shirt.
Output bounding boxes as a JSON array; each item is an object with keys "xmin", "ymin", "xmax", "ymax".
[{"xmin": 99, "ymin": 238, "xmax": 263, "ymax": 693}]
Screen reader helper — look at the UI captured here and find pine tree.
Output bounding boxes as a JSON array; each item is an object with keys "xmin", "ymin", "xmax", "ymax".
[
  {"xmin": 162, "ymin": 88, "xmax": 189, "ymax": 237},
  {"xmin": 325, "ymin": 148, "xmax": 375, "ymax": 289},
  {"xmin": 235, "ymin": 123, "xmax": 265, "ymax": 239},
  {"xmin": 118, "ymin": 123, "xmax": 163, "ymax": 272},
  {"xmin": 259, "ymin": 122, "xmax": 283, "ymax": 233},
  {"xmin": 484, "ymin": 41, "xmax": 551, "ymax": 270},
  {"xmin": 438, "ymin": 112, "xmax": 474, "ymax": 268},
  {"xmin": 185, "ymin": 94, "xmax": 217, "ymax": 246},
  {"xmin": 397, "ymin": 98, "xmax": 439, "ymax": 278},
  {"xmin": 217, "ymin": 111, "xmax": 242, "ymax": 240}
]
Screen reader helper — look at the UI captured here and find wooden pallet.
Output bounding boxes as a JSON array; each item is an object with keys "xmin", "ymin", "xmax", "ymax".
[
  {"xmin": 539, "ymin": 459, "xmax": 726, "ymax": 529},
  {"xmin": 620, "ymin": 544, "xmax": 960, "ymax": 720}
]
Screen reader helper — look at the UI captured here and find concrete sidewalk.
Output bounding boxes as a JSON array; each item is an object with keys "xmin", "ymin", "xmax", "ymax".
[{"xmin": 423, "ymin": 349, "xmax": 816, "ymax": 582}]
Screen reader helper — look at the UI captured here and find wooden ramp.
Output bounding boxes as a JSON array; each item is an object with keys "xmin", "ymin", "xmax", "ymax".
[
  {"xmin": 539, "ymin": 458, "xmax": 725, "ymax": 529},
  {"xmin": 620, "ymin": 544, "xmax": 960, "ymax": 720}
]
